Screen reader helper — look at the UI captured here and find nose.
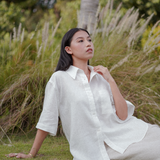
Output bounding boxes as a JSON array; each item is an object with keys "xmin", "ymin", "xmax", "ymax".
[{"xmin": 86, "ymin": 40, "xmax": 91, "ymax": 47}]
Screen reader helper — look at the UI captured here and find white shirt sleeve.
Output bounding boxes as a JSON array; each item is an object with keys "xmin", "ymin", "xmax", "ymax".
[
  {"xmin": 112, "ymin": 100, "xmax": 135, "ymax": 123},
  {"xmin": 107, "ymin": 82, "xmax": 135, "ymax": 123},
  {"xmin": 36, "ymin": 80, "xmax": 59, "ymax": 136}
]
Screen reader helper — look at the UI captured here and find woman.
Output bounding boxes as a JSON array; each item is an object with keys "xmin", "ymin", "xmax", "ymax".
[{"xmin": 7, "ymin": 28, "xmax": 160, "ymax": 159}]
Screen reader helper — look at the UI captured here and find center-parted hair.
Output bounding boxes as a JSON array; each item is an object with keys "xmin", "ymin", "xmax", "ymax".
[{"xmin": 55, "ymin": 28, "xmax": 90, "ymax": 72}]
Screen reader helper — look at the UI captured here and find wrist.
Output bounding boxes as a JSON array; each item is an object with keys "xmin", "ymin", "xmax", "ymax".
[
  {"xmin": 28, "ymin": 147, "xmax": 37, "ymax": 158},
  {"xmin": 106, "ymin": 76, "xmax": 114, "ymax": 83},
  {"xmin": 28, "ymin": 153, "xmax": 35, "ymax": 158}
]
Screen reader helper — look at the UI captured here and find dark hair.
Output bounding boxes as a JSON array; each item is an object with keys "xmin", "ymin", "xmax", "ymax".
[{"xmin": 55, "ymin": 28, "xmax": 90, "ymax": 71}]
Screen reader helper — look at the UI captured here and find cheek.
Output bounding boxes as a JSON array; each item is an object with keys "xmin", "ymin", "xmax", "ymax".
[
  {"xmin": 72, "ymin": 43, "xmax": 80, "ymax": 50},
  {"xmin": 73, "ymin": 45, "xmax": 84, "ymax": 52}
]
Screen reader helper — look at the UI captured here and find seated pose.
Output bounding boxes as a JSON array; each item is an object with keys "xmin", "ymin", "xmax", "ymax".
[{"xmin": 7, "ymin": 28, "xmax": 160, "ymax": 160}]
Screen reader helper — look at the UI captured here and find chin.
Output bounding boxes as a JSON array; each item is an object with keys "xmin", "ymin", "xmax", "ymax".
[{"xmin": 88, "ymin": 55, "xmax": 94, "ymax": 59}]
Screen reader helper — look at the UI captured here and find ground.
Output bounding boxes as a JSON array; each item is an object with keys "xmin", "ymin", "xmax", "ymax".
[{"xmin": 0, "ymin": 131, "xmax": 72, "ymax": 160}]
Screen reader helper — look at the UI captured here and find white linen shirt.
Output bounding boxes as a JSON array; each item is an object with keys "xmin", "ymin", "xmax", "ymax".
[{"xmin": 36, "ymin": 65, "xmax": 148, "ymax": 160}]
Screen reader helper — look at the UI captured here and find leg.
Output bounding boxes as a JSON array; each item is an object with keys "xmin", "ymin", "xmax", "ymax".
[{"xmin": 105, "ymin": 124, "xmax": 160, "ymax": 160}]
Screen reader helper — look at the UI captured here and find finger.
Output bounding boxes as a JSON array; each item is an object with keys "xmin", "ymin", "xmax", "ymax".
[
  {"xmin": 16, "ymin": 153, "xmax": 28, "ymax": 159},
  {"xmin": 16, "ymin": 153, "xmax": 23, "ymax": 158},
  {"xmin": 94, "ymin": 65, "xmax": 102, "ymax": 69},
  {"xmin": 97, "ymin": 72, "xmax": 103, "ymax": 75},
  {"xmin": 94, "ymin": 68, "xmax": 104, "ymax": 73},
  {"xmin": 94, "ymin": 69, "xmax": 104, "ymax": 76},
  {"xmin": 94, "ymin": 70, "xmax": 103, "ymax": 75},
  {"xmin": 94, "ymin": 67, "xmax": 102, "ymax": 72},
  {"xmin": 5, "ymin": 154, "xmax": 10, "ymax": 158},
  {"xmin": 6, "ymin": 153, "xmax": 17, "ymax": 157},
  {"xmin": 94, "ymin": 65, "xmax": 105, "ymax": 71}
]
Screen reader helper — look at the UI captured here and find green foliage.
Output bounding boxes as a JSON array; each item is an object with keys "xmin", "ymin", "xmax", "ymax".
[
  {"xmin": 141, "ymin": 25, "xmax": 160, "ymax": 52},
  {"xmin": 0, "ymin": 0, "xmax": 79, "ymax": 38},
  {"xmin": 0, "ymin": 17, "xmax": 62, "ymax": 134},
  {"xmin": 0, "ymin": 0, "xmax": 160, "ymax": 141},
  {"xmin": 0, "ymin": 1, "xmax": 27, "ymax": 38},
  {"xmin": 114, "ymin": 0, "xmax": 160, "ymax": 24},
  {"xmin": 4, "ymin": 0, "xmax": 37, "ymax": 9},
  {"xmin": 58, "ymin": 0, "xmax": 80, "ymax": 35}
]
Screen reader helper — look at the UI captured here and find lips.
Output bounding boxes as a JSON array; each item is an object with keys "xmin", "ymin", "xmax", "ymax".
[{"xmin": 86, "ymin": 48, "xmax": 93, "ymax": 52}]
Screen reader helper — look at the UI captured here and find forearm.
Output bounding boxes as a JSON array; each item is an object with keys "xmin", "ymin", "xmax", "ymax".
[
  {"xmin": 93, "ymin": 65, "xmax": 128, "ymax": 120},
  {"xmin": 108, "ymin": 78, "xmax": 128, "ymax": 120},
  {"xmin": 29, "ymin": 129, "xmax": 48, "ymax": 157}
]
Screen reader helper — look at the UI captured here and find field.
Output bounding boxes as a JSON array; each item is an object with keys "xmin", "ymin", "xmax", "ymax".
[
  {"xmin": 0, "ymin": 131, "xmax": 72, "ymax": 160},
  {"xmin": 0, "ymin": 1, "xmax": 160, "ymax": 159}
]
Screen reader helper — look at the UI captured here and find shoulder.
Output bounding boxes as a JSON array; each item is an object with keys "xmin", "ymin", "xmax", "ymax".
[
  {"xmin": 94, "ymin": 73, "xmax": 110, "ymax": 90},
  {"xmin": 52, "ymin": 70, "xmax": 66, "ymax": 77},
  {"xmin": 49, "ymin": 71, "xmax": 66, "ymax": 82},
  {"xmin": 96, "ymin": 73, "xmax": 109, "ymax": 83},
  {"xmin": 45, "ymin": 71, "xmax": 67, "ymax": 90}
]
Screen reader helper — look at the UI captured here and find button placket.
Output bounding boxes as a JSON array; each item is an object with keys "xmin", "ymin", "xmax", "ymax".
[
  {"xmin": 80, "ymin": 72, "xmax": 102, "ymax": 131},
  {"xmin": 79, "ymin": 71, "xmax": 110, "ymax": 160}
]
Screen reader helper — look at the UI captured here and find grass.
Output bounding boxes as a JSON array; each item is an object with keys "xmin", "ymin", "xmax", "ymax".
[{"xmin": 0, "ymin": 130, "xmax": 72, "ymax": 160}]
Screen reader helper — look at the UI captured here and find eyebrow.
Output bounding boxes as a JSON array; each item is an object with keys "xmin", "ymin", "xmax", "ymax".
[{"xmin": 76, "ymin": 36, "xmax": 91, "ymax": 40}]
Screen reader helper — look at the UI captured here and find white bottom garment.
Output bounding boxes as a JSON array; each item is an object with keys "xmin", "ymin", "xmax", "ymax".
[{"xmin": 105, "ymin": 123, "xmax": 160, "ymax": 160}]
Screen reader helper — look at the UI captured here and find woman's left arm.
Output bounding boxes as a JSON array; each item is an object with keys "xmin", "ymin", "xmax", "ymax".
[{"xmin": 94, "ymin": 65, "xmax": 128, "ymax": 120}]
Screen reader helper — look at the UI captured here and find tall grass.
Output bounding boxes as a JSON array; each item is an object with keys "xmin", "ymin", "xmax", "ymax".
[
  {"xmin": 91, "ymin": 1, "xmax": 160, "ymax": 124},
  {"xmin": 0, "ymin": 0, "xmax": 160, "ymax": 145},
  {"xmin": 0, "ymin": 19, "xmax": 62, "ymax": 141}
]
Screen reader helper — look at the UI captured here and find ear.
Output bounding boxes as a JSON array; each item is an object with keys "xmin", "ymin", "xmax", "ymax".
[{"xmin": 65, "ymin": 46, "xmax": 72, "ymax": 55}]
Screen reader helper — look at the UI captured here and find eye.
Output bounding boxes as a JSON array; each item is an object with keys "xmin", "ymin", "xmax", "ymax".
[
  {"xmin": 79, "ymin": 40, "xmax": 83, "ymax": 42},
  {"xmin": 88, "ymin": 39, "xmax": 92, "ymax": 42}
]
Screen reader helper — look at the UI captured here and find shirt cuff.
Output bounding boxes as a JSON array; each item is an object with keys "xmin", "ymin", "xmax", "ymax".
[
  {"xmin": 36, "ymin": 122, "xmax": 57, "ymax": 136},
  {"xmin": 114, "ymin": 100, "xmax": 135, "ymax": 123}
]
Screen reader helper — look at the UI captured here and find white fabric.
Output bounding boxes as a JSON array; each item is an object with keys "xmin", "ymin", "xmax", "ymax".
[
  {"xmin": 105, "ymin": 124, "xmax": 160, "ymax": 160},
  {"xmin": 36, "ymin": 65, "xmax": 148, "ymax": 160}
]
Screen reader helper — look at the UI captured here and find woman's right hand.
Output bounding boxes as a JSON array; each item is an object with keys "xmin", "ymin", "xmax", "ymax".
[
  {"xmin": 6, "ymin": 153, "xmax": 32, "ymax": 159},
  {"xmin": 6, "ymin": 129, "xmax": 48, "ymax": 159}
]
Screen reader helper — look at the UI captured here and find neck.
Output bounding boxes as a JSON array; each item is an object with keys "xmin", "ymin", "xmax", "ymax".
[{"xmin": 73, "ymin": 60, "xmax": 89, "ymax": 75}]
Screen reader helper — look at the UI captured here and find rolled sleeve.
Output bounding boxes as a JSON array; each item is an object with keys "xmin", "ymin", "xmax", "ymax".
[
  {"xmin": 107, "ymin": 82, "xmax": 135, "ymax": 123},
  {"xmin": 36, "ymin": 80, "xmax": 59, "ymax": 136},
  {"xmin": 113, "ymin": 100, "xmax": 135, "ymax": 123}
]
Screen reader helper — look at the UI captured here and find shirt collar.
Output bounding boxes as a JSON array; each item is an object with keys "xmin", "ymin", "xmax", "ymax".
[
  {"xmin": 66, "ymin": 65, "xmax": 79, "ymax": 79},
  {"xmin": 66, "ymin": 65, "xmax": 98, "ymax": 80}
]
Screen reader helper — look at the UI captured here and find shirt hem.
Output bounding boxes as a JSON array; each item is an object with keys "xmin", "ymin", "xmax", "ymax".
[{"xmin": 104, "ymin": 123, "xmax": 149, "ymax": 154}]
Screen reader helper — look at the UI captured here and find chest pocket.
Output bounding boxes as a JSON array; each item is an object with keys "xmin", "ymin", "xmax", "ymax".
[{"xmin": 99, "ymin": 90, "xmax": 113, "ymax": 114}]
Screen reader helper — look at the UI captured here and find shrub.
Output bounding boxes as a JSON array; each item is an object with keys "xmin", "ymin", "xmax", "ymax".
[
  {"xmin": 0, "ymin": 1, "xmax": 27, "ymax": 38},
  {"xmin": 0, "ymin": 1, "xmax": 160, "ymax": 141},
  {"xmin": 142, "ymin": 25, "xmax": 160, "ymax": 53}
]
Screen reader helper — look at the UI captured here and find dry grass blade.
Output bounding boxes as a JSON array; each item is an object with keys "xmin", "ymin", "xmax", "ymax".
[
  {"xmin": 0, "ymin": 0, "xmax": 160, "ymax": 140},
  {"xmin": 49, "ymin": 17, "xmax": 62, "ymax": 47},
  {"xmin": 155, "ymin": 64, "xmax": 160, "ymax": 73},
  {"xmin": 0, "ymin": 126, "xmax": 12, "ymax": 146},
  {"xmin": 110, "ymin": 52, "xmax": 133, "ymax": 72}
]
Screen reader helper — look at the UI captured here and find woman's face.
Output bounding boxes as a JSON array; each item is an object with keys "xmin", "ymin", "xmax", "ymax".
[{"xmin": 65, "ymin": 30, "xmax": 94, "ymax": 64}]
